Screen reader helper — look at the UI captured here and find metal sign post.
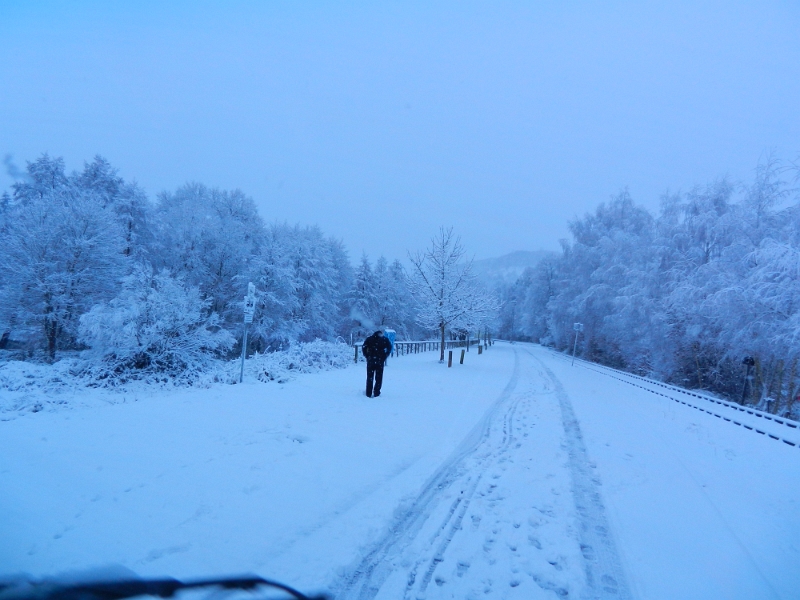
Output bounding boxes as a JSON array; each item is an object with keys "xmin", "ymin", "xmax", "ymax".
[
  {"xmin": 240, "ymin": 282, "xmax": 256, "ymax": 383},
  {"xmin": 572, "ymin": 322, "xmax": 583, "ymax": 366}
]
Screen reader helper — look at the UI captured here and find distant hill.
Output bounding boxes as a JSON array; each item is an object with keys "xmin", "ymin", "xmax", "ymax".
[{"xmin": 472, "ymin": 250, "xmax": 556, "ymax": 289}]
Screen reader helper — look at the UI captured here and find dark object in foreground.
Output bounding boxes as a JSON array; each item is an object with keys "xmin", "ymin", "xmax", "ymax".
[{"xmin": 0, "ymin": 576, "xmax": 329, "ymax": 600}]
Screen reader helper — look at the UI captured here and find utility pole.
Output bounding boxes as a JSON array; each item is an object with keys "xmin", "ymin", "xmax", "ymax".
[
  {"xmin": 240, "ymin": 282, "xmax": 256, "ymax": 383},
  {"xmin": 572, "ymin": 322, "xmax": 583, "ymax": 366}
]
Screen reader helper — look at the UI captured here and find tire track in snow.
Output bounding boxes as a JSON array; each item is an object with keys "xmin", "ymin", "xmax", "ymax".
[
  {"xmin": 528, "ymin": 350, "xmax": 633, "ymax": 600},
  {"xmin": 402, "ymin": 387, "xmax": 524, "ymax": 600},
  {"xmin": 332, "ymin": 349, "xmax": 521, "ymax": 600}
]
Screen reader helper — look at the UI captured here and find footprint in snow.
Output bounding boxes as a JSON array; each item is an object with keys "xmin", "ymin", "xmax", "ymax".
[
  {"xmin": 528, "ymin": 516, "xmax": 543, "ymax": 528},
  {"xmin": 530, "ymin": 574, "xmax": 569, "ymax": 597},
  {"xmin": 580, "ymin": 543, "xmax": 595, "ymax": 560},
  {"xmin": 602, "ymin": 574, "xmax": 619, "ymax": 593},
  {"xmin": 456, "ymin": 561, "xmax": 470, "ymax": 577}
]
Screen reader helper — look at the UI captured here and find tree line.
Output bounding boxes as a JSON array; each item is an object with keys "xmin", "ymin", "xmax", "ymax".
[
  {"xmin": 0, "ymin": 156, "xmax": 417, "ymax": 375},
  {"xmin": 497, "ymin": 156, "xmax": 800, "ymax": 417},
  {"xmin": 0, "ymin": 155, "xmax": 497, "ymax": 379}
]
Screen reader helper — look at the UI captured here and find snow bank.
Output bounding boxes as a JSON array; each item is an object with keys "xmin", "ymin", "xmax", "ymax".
[
  {"xmin": 0, "ymin": 341, "xmax": 354, "ymax": 415},
  {"xmin": 0, "ymin": 358, "xmax": 84, "ymax": 414}
]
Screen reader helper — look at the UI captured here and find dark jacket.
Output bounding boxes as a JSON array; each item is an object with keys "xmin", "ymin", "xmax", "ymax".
[{"xmin": 362, "ymin": 332, "xmax": 392, "ymax": 364}]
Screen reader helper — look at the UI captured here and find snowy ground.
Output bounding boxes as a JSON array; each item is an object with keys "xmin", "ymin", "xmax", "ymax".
[{"xmin": 2, "ymin": 343, "xmax": 798, "ymax": 599}]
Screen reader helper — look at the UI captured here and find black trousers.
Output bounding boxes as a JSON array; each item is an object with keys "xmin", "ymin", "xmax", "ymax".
[{"xmin": 366, "ymin": 361, "xmax": 385, "ymax": 397}]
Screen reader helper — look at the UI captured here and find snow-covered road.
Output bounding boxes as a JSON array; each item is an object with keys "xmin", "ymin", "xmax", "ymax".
[
  {"xmin": 537, "ymin": 346, "xmax": 799, "ymax": 600},
  {"xmin": 2, "ymin": 343, "xmax": 798, "ymax": 599},
  {"xmin": 336, "ymin": 346, "xmax": 630, "ymax": 600}
]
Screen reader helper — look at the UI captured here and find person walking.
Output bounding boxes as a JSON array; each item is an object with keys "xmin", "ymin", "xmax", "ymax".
[{"xmin": 361, "ymin": 330, "xmax": 392, "ymax": 397}]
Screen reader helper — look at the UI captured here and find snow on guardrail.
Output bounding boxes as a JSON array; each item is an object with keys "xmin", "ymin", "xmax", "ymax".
[{"xmin": 547, "ymin": 348, "xmax": 800, "ymax": 449}]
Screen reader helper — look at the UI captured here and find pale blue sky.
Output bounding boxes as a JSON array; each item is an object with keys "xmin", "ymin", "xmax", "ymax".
[{"xmin": 2, "ymin": 1, "xmax": 799, "ymax": 260}]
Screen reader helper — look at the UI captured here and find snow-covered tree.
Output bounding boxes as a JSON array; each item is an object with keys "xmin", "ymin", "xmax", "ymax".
[
  {"xmin": 345, "ymin": 255, "xmax": 416, "ymax": 341},
  {"xmin": 76, "ymin": 156, "xmax": 153, "ymax": 258},
  {"xmin": 496, "ymin": 158, "xmax": 800, "ymax": 416},
  {"xmin": 78, "ymin": 265, "xmax": 234, "ymax": 381},
  {"xmin": 374, "ymin": 257, "xmax": 416, "ymax": 337},
  {"xmin": 0, "ymin": 155, "xmax": 129, "ymax": 360},
  {"xmin": 249, "ymin": 224, "xmax": 351, "ymax": 350},
  {"xmin": 348, "ymin": 253, "xmax": 377, "ymax": 337},
  {"xmin": 409, "ymin": 227, "xmax": 499, "ymax": 362},
  {"xmin": 152, "ymin": 183, "xmax": 264, "ymax": 325},
  {"xmin": 520, "ymin": 257, "xmax": 558, "ymax": 343}
]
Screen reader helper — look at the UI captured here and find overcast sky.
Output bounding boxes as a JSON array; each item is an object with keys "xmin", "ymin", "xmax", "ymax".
[{"xmin": 2, "ymin": 1, "xmax": 799, "ymax": 261}]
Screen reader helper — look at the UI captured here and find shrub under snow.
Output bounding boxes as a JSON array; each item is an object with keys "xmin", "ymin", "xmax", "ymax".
[
  {"xmin": 0, "ymin": 340, "xmax": 355, "ymax": 415},
  {"xmin": 78, "ymin": 266, "xmax": 234, "ymax": 384},
  {"xmin": 0, "ymin": 358, "xmax": 83, "ymax": 413},
  {"xmin": 250, "ymin": 340, "xmax": 353, "ymax": 384}
]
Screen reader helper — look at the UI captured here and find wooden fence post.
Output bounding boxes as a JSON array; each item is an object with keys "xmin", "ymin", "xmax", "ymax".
[
  {"xmin": 460, "ymin": 349, "xmax": 465, "ymax": 364},
  {"xmin": 448, "ymin": 350, "xmax": 453, "ymax": 367}
]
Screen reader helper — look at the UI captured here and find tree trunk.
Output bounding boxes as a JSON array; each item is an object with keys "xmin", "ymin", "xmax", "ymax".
[
  {"xmin": 45, "ymin": 319, "xmax": 57, "ymax": 362},
  {"xmin": 440, "ymin": 322, "xmax": 446, "ymax": 363},
  {"xmin": 43, "ymin": 295, "xmax": 58, "ymax": 362},
  {"xmin": 760, "ymin": 357, "xmax": 774, "ymax": 405},
  {"xmin": 693, "ymin": 344, "xmax": 703, "ymax": 389},
  {"xmin": 784, "ymin": 358, "xmax": 797, "ymax": 417},
  {"xmin": 771, "ymin": 359, "xmax": 785, "ymax": 413},
  {"xmin": 754, "ymin": 356, "xmax": 765, "ymax": 405}
]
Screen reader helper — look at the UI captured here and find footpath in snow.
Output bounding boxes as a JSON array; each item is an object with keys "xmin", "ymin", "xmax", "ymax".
[{"xmin": 1, "ymin": 343, "xmax": 798, "ymax": 600}]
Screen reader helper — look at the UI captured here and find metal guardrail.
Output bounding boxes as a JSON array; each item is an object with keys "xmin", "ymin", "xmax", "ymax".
[
  {"xmin": 352, "ymin": 338, "xmax": 488, "ymax": 362},
  {"xmin": 550, "ymin": 349, "xmax": 800, "ymax": 448}
]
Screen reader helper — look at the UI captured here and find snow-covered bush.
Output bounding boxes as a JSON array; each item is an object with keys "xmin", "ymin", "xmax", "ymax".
[
  {"xmin": 78, "ymin": 266, "xmax": 234, "ymax": 384},
  {"xmin": 249, "ymin": 340, "xmax": 353, "ymax": 384},
  {"xmin": 0, "ymin": 355, "xmax": 97, "ymax": 415}
]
